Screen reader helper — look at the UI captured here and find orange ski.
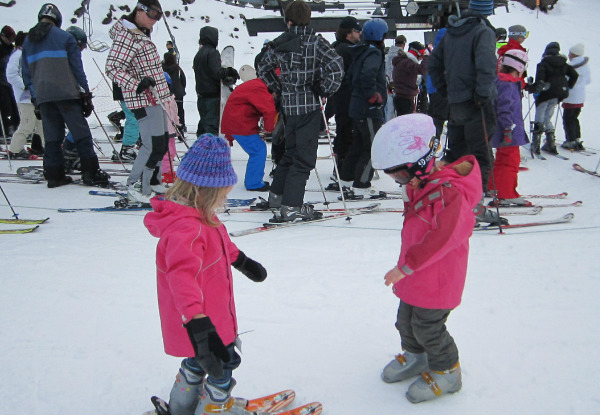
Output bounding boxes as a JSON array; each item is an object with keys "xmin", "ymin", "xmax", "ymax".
[{"xmin": 234, "ymin": 389, "xmax": 295, "ymax": 413}]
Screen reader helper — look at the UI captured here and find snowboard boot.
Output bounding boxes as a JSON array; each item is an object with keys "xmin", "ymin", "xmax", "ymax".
[
  {"xmin": 277, "ymin": 204, "xmax": 323, "ymax": 222},
  {"xmin": 44, "ymin": 165, "xmax": 73, "ymax": 188},
  {"xmin": 530, "ymin": 122, "xmax": 544, "ymax": 155},
  {"xmin": 382, "ymin": 351, "xmax": 429, "ymax": 383},
  {"xmin": 195, "ymin": 379, "xmax": 236, "ymax": 414},
  {"xmin": 541, "ymin": 130, "xmax": 558, "ymax": 155},
  {"xmin": 405, "ymin": 362, "xmax": 462, "ymax": 404},
  {"xmin": 80, "ymin": 158, "xmax": 111, "ymax": 187},
  {"xmin": 168, "ymin": 359, "xmax": 205, "ymax": 415}
]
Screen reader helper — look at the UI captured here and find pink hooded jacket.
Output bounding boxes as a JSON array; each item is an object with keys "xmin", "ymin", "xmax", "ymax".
[
  {"xmin": 144, "ymin": 197, "xmax": 240, "ymax": 357},
  {"xmin": 394, "ymin": 155, "xmax": 482, "ymax": 310}
]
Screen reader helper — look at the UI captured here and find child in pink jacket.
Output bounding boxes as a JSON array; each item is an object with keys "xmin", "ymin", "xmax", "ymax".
[
  {"xmin": 371, "ymin": 114, "xmax": 481, "ymax": 404},
  {"xmin": 144, "ymin": 134, "xmax": 267, "ymax": 415}
]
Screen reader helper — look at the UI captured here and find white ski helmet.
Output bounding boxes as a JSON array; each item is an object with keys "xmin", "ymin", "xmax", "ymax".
[
  {"xmin": 372, "ymin": 113, "xmax": 439, "ymax": 180},
  {"xmin": 501, "ymin": 49, "xmax": 529, "ymax": 73}
]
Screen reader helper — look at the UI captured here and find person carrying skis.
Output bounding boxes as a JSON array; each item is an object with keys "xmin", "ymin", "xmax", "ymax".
[
  {"xmin": 427, "ymin": 0, "xmax": 505, "ymax": 226},
  {"xmin": 144, "ymin": 133, "xmax": 268, "ymax": 415},
  {"xmin": 105, "ymin": 0, "xmax": 173, "ymax": 203},
  {"xmin": 193, "ymin": 26, "xmax": 239, "ymax": 136},
  {"xmin": 221, "ymin": 76, "xmax": 277, "ymax": 192},
  {"xmin": 488, "ymin": 49, "xmax": 530, "ymax": 206},
  {"xmin": 257, "ymin": 0, "xmax": 343, "ymax": 221},
  {"xmin": 371, "ymin": 113, "xmax": 481, "ymax": 404},
  {"xmin": 21, "ymin": 3, "xmax": 109, "ymax": 188},
  {"xmin": 560, "ymin": 43, "xmax": 591, "ymax": 151},
  {"xmin": 531, "ymin": 42, "xmax": 578, "ymax": 155}
]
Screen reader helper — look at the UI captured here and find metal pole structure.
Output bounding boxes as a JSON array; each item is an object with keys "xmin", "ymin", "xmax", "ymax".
[
  {"xmin": 92, "ymin": 108, "xmax": 129, "ymax": 171},
  {"xmin": 311, "ymin": 162, "xmax": 330, "ymax": 209},
  {"xmin": 480, "ymin": 106, "xmax": 504, "ymax": 234},
  {"xmin": 92, "ymin": 58, "xmax": 113, "ymax": 93},
  {"xmin": 149, "ymin": 87, "xmax": 190, "ymax": 149}
]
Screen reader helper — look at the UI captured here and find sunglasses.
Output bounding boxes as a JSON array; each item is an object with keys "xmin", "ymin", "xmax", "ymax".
[
  {"xmin": 384, "ymin": 165, "xmax": 413, "ymax": 185},
  {"xmin": 137, "ymin": 2, "xmax": 163, "ymax": 21}
]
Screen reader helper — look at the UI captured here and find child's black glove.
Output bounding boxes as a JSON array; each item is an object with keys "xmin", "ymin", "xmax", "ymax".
[
  {"xmin": 136, "ymin": 77, "xmax": 156, "ymax": 95},
  {"xmin": 185, "ymin": 317, "xmax": 230, "ymax": 378},
  {"xmin": 232, "ymin": 251, "xmax": 267, "ymax": 282}
]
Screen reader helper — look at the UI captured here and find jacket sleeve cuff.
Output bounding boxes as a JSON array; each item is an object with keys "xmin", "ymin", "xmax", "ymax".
[
  {"xmin": 180, "ymin": 304, "xmax": 205, "ymax": 324},
  {"xmin": 400, "ymin": 264, "xmax": 414, "ymax": 276}
]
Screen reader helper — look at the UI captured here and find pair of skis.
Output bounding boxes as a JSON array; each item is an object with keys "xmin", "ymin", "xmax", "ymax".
[
  {"xmin": 0, "ymin": 217, "xmax": 49, "ymax": 234},
  {"xmin": 148, "ymin": 390, "xmax": 321, "ymax": 415}
]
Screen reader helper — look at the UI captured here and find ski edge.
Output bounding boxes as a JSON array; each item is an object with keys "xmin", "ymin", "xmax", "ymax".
[{"xmin": 0, "ymin": 225, "xmax": 39, "ymax": 234}]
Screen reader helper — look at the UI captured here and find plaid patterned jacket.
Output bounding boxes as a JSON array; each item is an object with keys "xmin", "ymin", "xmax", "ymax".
[
  {"xmin": 105, "ymin": 19, "xmax": 170, "ymax": 110},
  {"xmin": 257, "ymin": 26, "xmax": 343, "ymax": 116}
]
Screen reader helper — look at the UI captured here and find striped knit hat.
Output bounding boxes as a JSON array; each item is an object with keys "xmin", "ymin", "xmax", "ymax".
[
  {"xmin": 469, "ymin": 0, "xmax": 494, "ymax": 16},
  {"xmin": 177, "ymin": 134, "xmax": 238, "ymax": 188}
]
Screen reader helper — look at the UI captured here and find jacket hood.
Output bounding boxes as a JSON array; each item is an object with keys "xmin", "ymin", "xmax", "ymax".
[
  {"xmin": 497, "ymin": 72, "xmax": 521, "ymax": 83},
  {"xmin": 144, "ymin": 197, "xmax": 211, "ymax": 238},
  {"xmin": 447, "ymin": 11, "xmax": 493, "ymax": 37},
  {"xmin": 28, "ymin": 22, "xmax": 53, "ymax": 43},
  {"xmin": 200, "ymin": 26, "xmax": 218, "ymax": 47},
  {"xmin": 543, "ymin": 54, "xmax": 568, "ymax": 67},
  {"xmin": 412, "ymin": 155, "xmax": 481, "ymax": 209}
]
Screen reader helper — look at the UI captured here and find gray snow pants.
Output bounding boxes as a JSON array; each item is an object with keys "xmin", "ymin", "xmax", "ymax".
[
  {"xmin": 395, "ymin": 301, "xmax": 459, "ymax": 371},
  {"xmin": 129, "ymin": 105, "xmax": 169, "ymax": 195}
]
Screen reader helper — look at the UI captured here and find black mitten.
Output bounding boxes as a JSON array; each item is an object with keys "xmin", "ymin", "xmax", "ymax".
[
  {"xmin": 31, "ymin": 98, "xmax": 42, "ymax": 120},
  {"xmin": 232, "ymin": 251, "xmax": 267, "ymax": 282},
  {"xmin": 136, "ymin": 77, "xmax": 156, "ymax": 95},
  {"xmin": 80, "ymin": 92, "xmax": 94, "ymax": 118},
  {"xmin": 185, "ymin": 317, "xmax": 230, "ymax": 378}
]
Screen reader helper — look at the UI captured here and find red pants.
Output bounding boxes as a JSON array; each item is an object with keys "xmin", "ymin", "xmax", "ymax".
[{"xmin": 488, "ymin": 146, "xmax": 520, "ymax": 199}]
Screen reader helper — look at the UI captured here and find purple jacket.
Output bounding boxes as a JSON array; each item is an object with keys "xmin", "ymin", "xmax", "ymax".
[{"xmin": 492, "ymin": 73, "xmax": 529, "ymax": 148}]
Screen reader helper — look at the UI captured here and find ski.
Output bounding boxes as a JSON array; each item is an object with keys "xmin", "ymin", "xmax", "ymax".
[
  {"xmin": 0, "ymin": 177, "xmax": 43, "ymax": 184},
  {"xmin": 474, "ymin": 213, "xmax": 574, "ymax": 231},
  {"xmin": 306, "ymin": 188, "xmax": 403, "ymax": 196},
  {"xmin": 229, "ymin": 203, "xmax": 381, "ymax": 237},
  {"xmin": 88, "ymin": 190, "xmax": 257, "ymax": 207},
  {"xmin": 543, "ymin": 152, "xmax": 569, "ymax": 160},
  {"xmin": 0, "ymin": 225, "xmax": 39, "ymax": 234},
  {"xmin": 520, "ymin": 192, "xmax": 568, "ymax": 199},
  {"xmin": 572, "ymin": 163, "xmax": 600, "ymax": 178},
  {"xmin": 491, "ymin": 200, "xmax": 581, "ymax": 209},
  {"xmin": 533, "ymin": 153, "xmax": 547, "ymax": 161},
  {"xmin": 0, "ymin": 217, "xmax": 49, "ymax": 225},
  {"xmin": 58, "ymin": 203, "xmax": 152, "ymax": 213},
  {"xmin": 276, "ymin": 402, "xmax": 322, "ymax": 415}
]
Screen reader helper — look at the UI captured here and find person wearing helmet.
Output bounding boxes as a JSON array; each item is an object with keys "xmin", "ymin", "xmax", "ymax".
[
  {"xmin": 427, "ymin": 0, "xmax": 505, "ymax": 226},
  {"xmin": 495, "ymin": 27, "xmax": 507, "ymax": 50},
  {"xmin": 21, "ymin": 3, "xmax": 109, "ymax": 188},
  {"xmin": 372, "ymin": 113, "xmax": 482, "ymax": 404},
  {"xmin": 487, "ymin": 49, "xmax": 530, "ymax": 206},
  {"xmin": 106, "ymin": 0, "xmax": 174, "ymax": 203},
  {"xmin": 497, "ymin": 25, "xmax": 528, "ymax": 82},
  {"xmin": 392, "ymin": 40, "xmax": 429, "ymax": 116},
  {"xmin": 66, "ymin": 26, "xmax": 87, "ymax": 49},
  {"xmin": 331, "ymin": 17, "xmax": 388, "ymax": 199},
  {"xmin": 257, "ymin": 0, "xmax": 343, "ymax": 221}
]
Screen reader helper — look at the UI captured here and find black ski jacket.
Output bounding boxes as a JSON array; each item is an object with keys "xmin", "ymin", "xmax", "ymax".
[
  {"xmin": 534, "ymin": 54, "xmax": 579, "ymax": 104},
  {"xmin": 193, "ymin": 27, "xmax": 226, "ymax": 98}
]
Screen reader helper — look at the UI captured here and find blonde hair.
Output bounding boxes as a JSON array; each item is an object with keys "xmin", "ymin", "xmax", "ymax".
[{"xmin": 165, "ymin": 180, "xmax": 231, "ymax": 227}]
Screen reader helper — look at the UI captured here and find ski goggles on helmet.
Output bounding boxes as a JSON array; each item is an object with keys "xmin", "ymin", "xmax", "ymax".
[
  {"xmin": 137, "ymin": 3, "xmax": 163, "ymax": 21},
  {"xmin": 509, "ymin": 30, "xmax": 529, "ymax": 39},
  {"xmin": 384, "ymin": 165, "xmax": 414, "ymax": 185}
]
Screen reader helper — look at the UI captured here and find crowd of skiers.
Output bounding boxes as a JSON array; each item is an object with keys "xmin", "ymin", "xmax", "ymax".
[{"xmin": 0, "ymin": 0, "xmax": 593, "ymax": 410}]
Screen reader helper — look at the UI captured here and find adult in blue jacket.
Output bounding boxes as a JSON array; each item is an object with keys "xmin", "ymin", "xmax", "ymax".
[
  {"xmin": 427, "ymin": 0, "xmax": 501, "ymax": 225},
  {"xmin": 21, "ymin": 3, "xmax": 108, "ymax": 188}
]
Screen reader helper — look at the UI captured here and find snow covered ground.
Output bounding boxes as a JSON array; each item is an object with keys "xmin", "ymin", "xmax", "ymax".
[{"xmin": 1, "ymin": 0, "xmax": 600, "ymax": 414}]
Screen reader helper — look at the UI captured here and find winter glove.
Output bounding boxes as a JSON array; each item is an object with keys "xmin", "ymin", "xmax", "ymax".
[
  {"xmin": 31, "ymin": 98, "xmax": 42, "ymax": 120},
  {"xmin": 473, "ymin": 93, "xmax": 490, "ymax": 108},
  {"xmin": 80, "ymin": 92, "xmax": 94, "ymax": 118},
  {"xmin": 310, "ymin": 82, "xmax": 329, "ymax": 99},
  {"xmin": 368, "ymin": 92, "xmax": 383, "ymax": 106},
  {"xmin": 232, "ymin": 251, "xmax": 267, "ymax": 282},
  {"xmin": 185, "ymin": 317, "xmax": 230, "ymax": 378},
  {"xmin": 503, "ymin": 129, "xmax": 513, "ymax": 144},
  {"xmin": 136, "ymin": 77, "xmax": 156, "ymax": 95}
]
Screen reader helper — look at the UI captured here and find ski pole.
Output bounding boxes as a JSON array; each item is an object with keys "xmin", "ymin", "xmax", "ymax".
[
  {"xmin": 0, "ymin": 183, "xmax": 19, "ymax": 219},
  {"xmin": 149, "ymin": 87, "xmax": 190, "ymax": 149},
  {"xmin": 0, "ymin": 111, "xmax": 12, "ymax": 171},
  {"xmin": 92, "ymin": 58, "xmax": 113, "ymax": 93},
  {"xmin": 319, "ymin": 96, "xmax": 350, "ymax": 217},
  {"xmin": 480, "ymin": 106, "xmax": 504, "ymax": 234},
  {"xmin": 92, "ymin": 108, "xmax": 129, "ymax": 171}
]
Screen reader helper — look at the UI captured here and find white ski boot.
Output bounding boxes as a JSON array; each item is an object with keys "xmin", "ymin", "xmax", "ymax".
[
  {"xmin": 405, "ymin": 362, "xmax": 462, "ymax": 404},
  {"xmin": 381, "ymin": 351, "xmax": 428, "ymax": 383}
]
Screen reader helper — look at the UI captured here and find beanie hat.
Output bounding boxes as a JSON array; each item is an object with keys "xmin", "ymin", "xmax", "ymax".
[
  {"xmin": 469, "ymin": 0, "xmax": 494, "ymax": 16},
  {"xmin": 1, "ymin": 25, "xmax": 16, "ymax": 42},
  {"xmin": 508, "ymin": 25, "xmax": 527, "ymax": 39},
  {"xmin": 339, "ymin": 16, "xmax": 361, "ymax": 31},
  {"xmin": 177, "ymin": 134, "xmax": 238, "ymax": 188},
  {"xmin": 543, "ymin": 41, "xmax": 560, "ymax": 57},
  {"xmin": 569, "ymin": 43, "xmax": 585, "ymax": 56},
  {"xmin": 285, "ymin": 0, "xmax": 311, "ymax": 26}
]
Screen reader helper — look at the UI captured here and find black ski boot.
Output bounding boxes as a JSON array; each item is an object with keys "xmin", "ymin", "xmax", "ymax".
[{"xmin": 541, "ymin": 130, "xmax": 558, "ymax": 155}]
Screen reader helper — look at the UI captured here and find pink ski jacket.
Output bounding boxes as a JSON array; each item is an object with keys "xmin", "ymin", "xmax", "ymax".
[
  {"xmin": 394, "ymin": 155, "xmax": 482, "ymax": 309},
  {"xmin": 144, "ymin": 197, "xmax": 240, "ymax": 357}
]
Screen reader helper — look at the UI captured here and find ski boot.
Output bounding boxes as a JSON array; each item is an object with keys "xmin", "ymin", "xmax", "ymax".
[
  {"xmin": 167, "ymin": 359, "xmax": 205, "ymax": 415},
  {"xmin": 195, "ymin": 379, "xmax": 236, "ymax": 414},
  {"xmin": 81, "ymin": 158, "xmax": 111, "ymax": 187},
  {"xmin": 541, "ymin": 130, "xmax": 558, "ymax": 155},
  {"xmin": 127, "ymin": 181, "xmax": 153, "ymax": 205},
  {"xmin": 45, "ymin": 166, "xmax": 73, "ymax": 188},
  {"xmin": 530, "ymin": 122, "xmax": 543, "ymax": 156},
  {"xmin": 474, "ymin": 198, "xmax": 509, "ymax": 226},
  {"xmin": 405, "ymin": 362, "xmax": 462, "ymax": 404},
  {"xmin": 382, "ymin": 351, "xmax": 428, "ymax": 383},
  {"xmin": 112, "ymin": 144, "xmax": 137, "ymax": 162},
  {"xmin": 273, "ymin": 204, "xmax": 323, "ymax": 222}
]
